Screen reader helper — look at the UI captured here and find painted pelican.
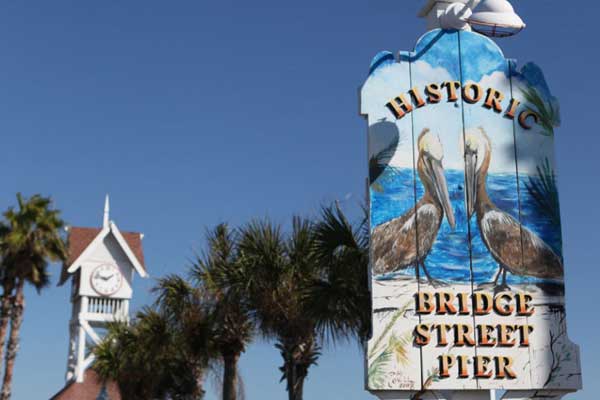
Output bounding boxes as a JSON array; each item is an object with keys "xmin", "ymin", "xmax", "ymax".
[
  {"xmin": 463, "ymin": 127, "xmax": 563, "ymax": 291},
  {"xmin": 372, "ymin": 128, "xmax": 456, "ymax": 285}
]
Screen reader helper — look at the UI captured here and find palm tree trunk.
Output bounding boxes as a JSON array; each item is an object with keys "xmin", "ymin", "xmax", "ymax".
[
  {"xmin": 282, "ymin": 344, "xmax": 302, "ymax": 400},
  {"xmin": 0, "ymin": 283, "xmax": 15, "ymax": 376},
  {"xmin": 222, "ymin": 351, "xmax": 239, "ymax": 400},
  {"xmin": 0, "ymin": 279, "xmax": 24, "ymax": 400},
  {"xmin": 295, "ymin": 374, "xmax": 305, "ymax": 400},
  {"xmin": 281, "ymin": 338, "xmax": 316, "ymax": 400},
  {"xmin": 285, "ymin": 358, "xmax": 296, "ymax": 400},
  {"xmin": 286, "ymin": 360, "xmax": 310, "ymax": 400},
  {"xmin": 284, "ymin": 360, "xmax": 306, "ymax": 400},
  {"xmin": 192, "ymin": 364, "xmax": 205, "ymax": 399}
]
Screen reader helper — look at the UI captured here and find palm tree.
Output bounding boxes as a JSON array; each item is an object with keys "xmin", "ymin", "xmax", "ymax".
[
  {"xmin": 152, "ymin": 275, "xmax": 213, "ymax": 398},
  {"xmin": 236, "ymin": 217, "xmax": 321, "ymax": 400},
  {"xmin": 191, "ymin": 224, "xmax": 253, "ymax": 400},
  {"xmin": 96, "ymin": 224, "xmax": 254, "ymax": 400},
  {"xmin": 309, "ymin": 204, "xmax": 371, "ymax": 344},
  {"xmin": 235, "ymin": 205, "xmax": 370, "ymax": 400},
  {"xmin": 0, "ymin": 193, "xmax": 67, "ymax": 400},
  {"xmin": 94, "ymin": 305, "xmax": 209, "ymax": 400},
  {"xmin": 0, "ymin": 226, "xmax": 13, "ymax": 389}
]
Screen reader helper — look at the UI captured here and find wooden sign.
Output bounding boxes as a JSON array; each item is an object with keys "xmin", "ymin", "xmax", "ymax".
[{"xmin": 361, "ymin": 30, "xmax": 582, "ymax": 398}]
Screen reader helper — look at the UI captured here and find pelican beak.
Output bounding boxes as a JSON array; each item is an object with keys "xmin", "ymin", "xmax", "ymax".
[
  {"xmin": 464, "ymin": 151, "xmax": 478, "ymax": 219},
  {"xmin": 429, "ymin": 158, "xmax": 456, "ymax": 230}
]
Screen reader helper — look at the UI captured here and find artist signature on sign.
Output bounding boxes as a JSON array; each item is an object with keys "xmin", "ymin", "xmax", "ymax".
[{"xmin": 384, "ymin": 372, "xmax": 416, "ymax": 390}]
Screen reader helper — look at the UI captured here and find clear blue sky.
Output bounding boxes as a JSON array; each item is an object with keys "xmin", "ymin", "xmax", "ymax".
[{"xmin": 0, "ymin": 1, "xmax": 596, "ymax": 399}]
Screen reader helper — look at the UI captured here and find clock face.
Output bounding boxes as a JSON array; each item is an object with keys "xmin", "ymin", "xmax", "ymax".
[{"xmin": 90, "ymin": 263, "xmax": 123, "ymax": 296}]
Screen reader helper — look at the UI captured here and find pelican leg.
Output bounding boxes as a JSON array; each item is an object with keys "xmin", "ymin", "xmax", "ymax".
[
  {"xmin": 494, "ymin": 268, "xmax": 511, "ymax": 294},
  {"xmin": 478, "ymin": 266, "xmax": 503, "ymax": 290},
  {"xmin": 420, "ymin": 262, "xmax": 446, "ymax": 288},
  {"xmin": 492, "ymin": 267, "xmax": 503, "ymax": 285}
]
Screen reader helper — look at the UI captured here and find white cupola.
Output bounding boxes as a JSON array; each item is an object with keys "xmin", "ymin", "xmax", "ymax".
[{"xmin": 59, "ymin": 196, "xmax": 148, "ymax": 384}]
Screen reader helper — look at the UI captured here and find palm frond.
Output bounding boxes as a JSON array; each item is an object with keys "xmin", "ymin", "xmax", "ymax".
[
  {"xmin": 368, "ymin": 348, "xmax": 392, "ymax": 389},
  {"xmin": 308, "ymin": 203, "xmax": 370, "ymax": 345},
  {"xmin": 524, "ymin": 158, "xmax": 561, "ymax": 226},
  {"xmin": 388, "ymin": 331, "xmax": 412, "ymax": 366},
  {"xmin": 152, "ymin": 274, "xmax": 196, "ymax": 319},
  {"xmin": 368, "ymin": 303, "xmax": 410, "ymax": 360},
  {"xmin": 0, "ymin": 193, "xmax": 67, "ymax": 292},
  {"xmin": 94, "ymin": 306, "xmax": 209, "ymax": 400},
  {"xmin": 521, "ymin": 87, "xmax": 560, "ymax": 136},
  {"xmin": 314, "ymin": 204, "xmax": 361, "ymax": 257},
  {"xmin": 369, "ymin": 135, "xmax": 399, "ymax": 183}
]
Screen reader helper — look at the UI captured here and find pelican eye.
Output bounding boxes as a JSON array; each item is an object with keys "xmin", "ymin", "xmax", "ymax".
[
  {"xmin": 422, "ymin": 137, "xmax": 443, "ymax": 161},
  {"xmin": 464, "ymin": 137, "xmax": 475, "ymax": 151}
]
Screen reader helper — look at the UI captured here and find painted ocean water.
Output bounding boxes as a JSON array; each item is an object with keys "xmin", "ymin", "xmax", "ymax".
[{"xmin": 371, "ymin": 168, "xmax": 563, "ymax": 285}]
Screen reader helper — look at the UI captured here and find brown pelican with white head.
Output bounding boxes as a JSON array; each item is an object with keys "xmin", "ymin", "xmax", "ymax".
[
  {"xmin": 372, "ymin": 128, "xmax": 456, "ymax": 285},
  {"xmin": 463, "ymin": 127, "xmax": 563, "ymax": 291}
]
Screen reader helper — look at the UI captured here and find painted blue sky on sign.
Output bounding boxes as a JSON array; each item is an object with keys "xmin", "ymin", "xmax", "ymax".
[
  {"xmin": 363, "ymin": 30, "xmax": 559, "ymax": 174},
  {"xmin": 370, "ymin": 29, "xmax": 557, "ymax": 110},
  {"xmin": 395, "ymin": 30, "xmax": 508, "ymax": 82}
]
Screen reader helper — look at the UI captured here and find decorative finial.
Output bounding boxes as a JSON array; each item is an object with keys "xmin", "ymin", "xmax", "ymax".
[{"xmin": 103, "ymin": 195, "xmax": 110, "ymax": 228}]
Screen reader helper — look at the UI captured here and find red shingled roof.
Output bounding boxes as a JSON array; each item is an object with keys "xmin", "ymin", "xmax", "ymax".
[
  {"xmin": 50, "ymin": 369, "xmax": 121, "ymax": 400},
  {"xmin": 65, "ymin": 227, "xmax": 101, "ymax": 267},
  {"xmin": 58, "ymin": 226, "xmax": 145, "ymax": 286}
]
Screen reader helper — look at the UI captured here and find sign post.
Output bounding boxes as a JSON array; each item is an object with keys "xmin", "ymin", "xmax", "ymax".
[{"xmin": 361, "ymin": 2, "xmax": 582, "ymax": 399}]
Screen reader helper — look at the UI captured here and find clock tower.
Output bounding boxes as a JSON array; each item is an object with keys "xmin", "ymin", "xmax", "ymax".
[{"xmin": 59, "ymin": 196, "xmax": 148, "ymax": 384}]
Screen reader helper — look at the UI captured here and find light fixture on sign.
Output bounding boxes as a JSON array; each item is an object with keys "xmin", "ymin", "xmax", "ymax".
[
  {"xmin": 418, "ymin": 0, "xmax": 525, "ymax": 38},
  {"xmin": 467, "ymin": 0, "xmax": 526, "ymax": 37},
  {"xmin": 439, "ymin": 3, "xmax": 473, "ymax": 31}
]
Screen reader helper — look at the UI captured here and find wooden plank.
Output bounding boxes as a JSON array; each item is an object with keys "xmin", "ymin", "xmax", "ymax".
[
  {"xmin": 362, "ymin": 50, "xmax": 423, "ymax": 392},
  {"xmin": 510, "ymin": 62, "xmax": 582, "ymax": 391},
  {"xmin": 408, "ymin": 30, "xmax": 478, "ymax": 391},
  {"xmin": 457, "ymin": 30, "xmax": 534, "ymax": 390}
]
